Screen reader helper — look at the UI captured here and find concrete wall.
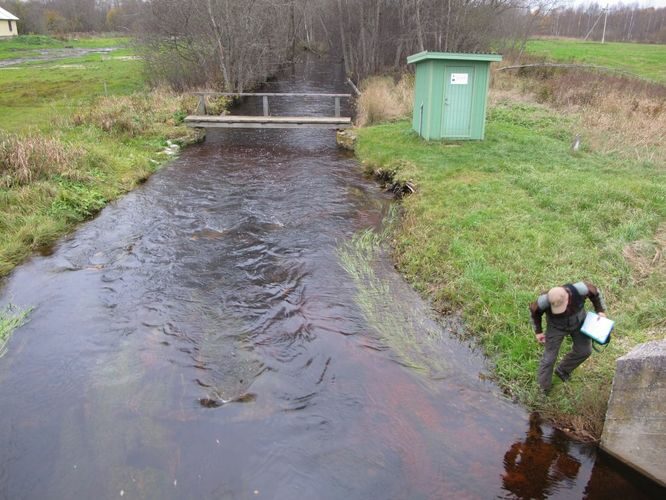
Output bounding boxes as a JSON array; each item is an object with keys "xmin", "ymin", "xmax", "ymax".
[
  {"xmin": 0, "ymin": 20, "xmax": 18, "ymax": 37},
  {"xmin": 601, "ymin": 340, "xmax": 666, "ymax": 486}
]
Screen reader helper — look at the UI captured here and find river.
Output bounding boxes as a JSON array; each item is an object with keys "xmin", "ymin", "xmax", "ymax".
[{"xmin": 0, "ymin": 56, "xmax": 661, "ymax": 499}]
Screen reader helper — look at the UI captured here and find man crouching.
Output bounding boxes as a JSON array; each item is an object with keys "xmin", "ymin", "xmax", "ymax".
[{"xmin": 529, "ymin": 282, "xmax": 607, "ymax": 394}]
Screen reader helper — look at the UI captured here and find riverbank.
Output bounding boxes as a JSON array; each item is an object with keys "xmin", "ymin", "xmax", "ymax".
[
  {"xmin": 353, "ymin": 101, "xmax": 665, "ymax": 439},
  {"xmin": 1, "ymin": 91, "xmax": 202, "ymax": 275},
  {"xmin": 0, "ymin": 90, "xmax": 202, "ymax": 343},
  {"xmin": 0, "ymin": 36, "xmax": 206, "ymax": 346}
]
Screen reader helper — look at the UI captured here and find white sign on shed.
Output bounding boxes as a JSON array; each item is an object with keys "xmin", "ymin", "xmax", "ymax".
[{"xmin": 450, "ymin": 73, "xmax": 469, "ymax": 85}]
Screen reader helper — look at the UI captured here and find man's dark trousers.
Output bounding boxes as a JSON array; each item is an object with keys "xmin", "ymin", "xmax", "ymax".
[{"xmin": 538, "ymin": 321, "xmax": 592, "ymax": 392}]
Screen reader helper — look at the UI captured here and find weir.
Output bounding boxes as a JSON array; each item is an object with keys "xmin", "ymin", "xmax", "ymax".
[{"xmin": 185, "ymin": 92, "xmax": 353, "ymax": 129}]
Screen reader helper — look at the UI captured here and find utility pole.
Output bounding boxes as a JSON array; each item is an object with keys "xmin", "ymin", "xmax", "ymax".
[
  {"xmin": 601, "ymin": 5, "xmax": 609, "ymax": 44},
  {"xmin": 584, "ymin": 9, "xmax": 604, "ymax": 41}
]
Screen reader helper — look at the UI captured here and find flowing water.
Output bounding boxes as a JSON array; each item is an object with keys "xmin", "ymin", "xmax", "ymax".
[{"xmin": 0, "ymin": 57, "xmax": 661, "ymax": 499}]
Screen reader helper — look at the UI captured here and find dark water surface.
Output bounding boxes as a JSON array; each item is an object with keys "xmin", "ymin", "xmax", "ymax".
[{"xmin": 0, "ymin": 57, "xmax": 661, "ymax": 499}]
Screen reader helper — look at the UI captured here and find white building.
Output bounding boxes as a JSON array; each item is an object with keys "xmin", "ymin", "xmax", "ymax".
[{"xmin": 0, "ymin": 7, "xmax": 19, "ymax": 38}]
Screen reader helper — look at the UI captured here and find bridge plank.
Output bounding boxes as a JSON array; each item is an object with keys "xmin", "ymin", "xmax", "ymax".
[
  {"xmin": 184, "ymin": 115, "xmax": 352, "ymax": 129},
  {"xmin": 192, "ymin": 92, "xmax": 352, "ymax": 98}
]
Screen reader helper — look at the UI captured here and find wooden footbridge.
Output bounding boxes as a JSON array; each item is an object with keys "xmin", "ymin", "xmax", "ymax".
[{"xmin": 184, "ymin": 92, "xmax": 352, "ymax": 130}]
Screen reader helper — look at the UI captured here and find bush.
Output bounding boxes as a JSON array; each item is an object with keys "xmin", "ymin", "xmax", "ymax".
[{"xmin": 356, "ymin": 74, "xmax": 414, "ymax": 127}]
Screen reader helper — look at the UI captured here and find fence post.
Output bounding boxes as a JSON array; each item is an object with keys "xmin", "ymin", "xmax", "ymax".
[
  {"xmin": 197, "ymin": 95, "xmax": 207, "ymax": 115},
  {"xmin": 335, "ymin": 97, "xmax": 341, "ymax": 117},
  {"xmin": 263, "ymin": 95, "xmax": 269, "ymax": 116}
]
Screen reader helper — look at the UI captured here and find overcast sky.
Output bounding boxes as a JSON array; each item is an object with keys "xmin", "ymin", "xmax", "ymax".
[{"xmin": 567, "ymin": 0, "xmax": 666, "ymax": 7}]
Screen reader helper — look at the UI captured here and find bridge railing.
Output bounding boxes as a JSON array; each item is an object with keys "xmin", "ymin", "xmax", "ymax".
[{"xmin": 192, "ymin": 92, "xmax": 353, "ymax": 118}]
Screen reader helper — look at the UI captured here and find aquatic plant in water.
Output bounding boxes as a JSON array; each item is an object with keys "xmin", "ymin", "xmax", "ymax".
[
  {"xmin": 0, "ymin": 304, "xmax": 31, "ymax": 358},
  {"xmin": 338, "ymin": 226, "xmax": 449, "ymax": 378}
]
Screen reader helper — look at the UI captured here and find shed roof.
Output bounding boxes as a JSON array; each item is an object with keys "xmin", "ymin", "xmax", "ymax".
[
  {"xmin": 407, "ymin": 51, "xmax": 502, "ymax": 64},
  {"xmin": 0, "ymin": 7, "xmax": 19, "ymax": 21}
]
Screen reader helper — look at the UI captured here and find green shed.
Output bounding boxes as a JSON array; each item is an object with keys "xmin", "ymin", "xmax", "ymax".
[{"xmin": 407, "ymin": 51, "xmax": 502, "ymax": 140}]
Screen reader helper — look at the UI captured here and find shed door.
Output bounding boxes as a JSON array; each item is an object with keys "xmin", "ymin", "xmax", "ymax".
[{"xmin": 442, "ymin": 66, "xmax": 475, "ymax": 138}]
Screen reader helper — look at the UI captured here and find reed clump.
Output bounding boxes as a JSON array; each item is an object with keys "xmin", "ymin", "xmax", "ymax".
[
  {"xmin": 0, "ymin": 132, "xmax": 85, "ymax": 187},
  {"xmin": 356, "ymin": 74, "xmax": 414, "ymax": 127},
  {"xmin": 71, "ymin": 88, "xmax": 198, "ymax": 137}
]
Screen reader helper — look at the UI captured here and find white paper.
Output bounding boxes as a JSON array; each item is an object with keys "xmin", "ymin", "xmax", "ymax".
[
  {"xmin": 451, "ymin": 73, "xmax": 468, "ymax": 85},
  {"xmin": 581, "ymin": 312, "xmax": 614, "ymax": 343}
]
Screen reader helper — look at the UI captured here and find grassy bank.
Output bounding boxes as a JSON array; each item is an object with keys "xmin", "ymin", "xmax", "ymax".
[
  {"xmin": 524, "ymin": 39, "xmax": 666, "ymax": 83},
  {"xmin": 0, "ymin": 36, "xmax": 202, "ymax": 348},
  {"xmin": 354, "ymin": 100, "xmax": 665, "ymax": 437},
  {"xmin": 0, "ymin": 35, "xmax": 199, "ymax": 275},
  {"xmin": 0, "ymin": 91, "xmax": 201, "ymax": 275}
]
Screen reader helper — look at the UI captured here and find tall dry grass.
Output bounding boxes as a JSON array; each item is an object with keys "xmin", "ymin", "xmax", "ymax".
[
  {"xmin": 490, "ymin": 64, "xmax": 666, "ymax": 166},
  {"xmin": 71, "ymin": 88, "xmax": 199, "ymax": 137},
  {"xmin": 1, "ymin": 89, "xmax": 201, "ymax": 190},
  {"xmin": 0, "ymin": 132, "xmax": 84, "ymax": 187},
  {"xmin": 356, "ymin": 74, "xmax": 414, "ymax": 127}
]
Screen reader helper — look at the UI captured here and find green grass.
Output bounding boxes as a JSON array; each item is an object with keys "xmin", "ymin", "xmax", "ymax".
[
  {"xmin": 354, "ymin": 105, "xmax": 666, "ymax": 435},
  {"xmin": 0, "ymin": 36, "xmax": 203, "ymax": 354},
  {"xmin": 0, "ymin": 49, "xmax": 143, "ymax": 132},
  {"xmin": 0, "ymin": 100, "xmax": 201, "ymax": 276},
  {"xmin": 0, "ymin": 36, "xmax": 163, "ymax": 274},
  {"xmin": 524, "ymin": 39, "xmax": 666, "ymax": 83}
]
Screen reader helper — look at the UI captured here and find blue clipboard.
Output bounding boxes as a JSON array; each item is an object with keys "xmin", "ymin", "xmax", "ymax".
[{"xmin": 581, "ymin": 312, "xmax": 614, "ymax": 344}]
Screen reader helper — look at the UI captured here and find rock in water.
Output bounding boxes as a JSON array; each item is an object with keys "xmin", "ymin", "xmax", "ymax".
[{"xmin": 336, "ymin": 130, "xmax": 357, "ymax": 151}]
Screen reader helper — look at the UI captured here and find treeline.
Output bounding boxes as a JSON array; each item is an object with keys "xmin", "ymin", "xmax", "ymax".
[
  {"xmin": 2, "ymin": 0, "xmax": 537, "ymax": 90},
  {"xmin": 536, "ymin": 3, "xmax": 666, "ymax": 43},
  {"xmin": 139, "ymin": 0, "xmax": 535, "ymax": 91},
  {"xmin": 2, "ymin": 0, "xmax": 143, "ymax": 33},
  {"xmin": 5, "ymin": 1, "xmax": 664, "ymax": 92},
  {"xmin": 139, "ymin": 0, "xmax": 540, "ymax": 92}
]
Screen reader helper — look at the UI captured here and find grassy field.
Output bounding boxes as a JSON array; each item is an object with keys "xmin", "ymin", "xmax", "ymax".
[
  {"xmin": 354, "ymin": 103, "xmax": 665, "ymax": 437},
  {"xmin": 0, "ymin": 36, "xmax": 142, "ymax": 131},
  {"xmin": 524, "ymin": 39, "xmax": 666, "ymax": 83},
  {"xmin": 0, "ymin": 36, "xmax": 200, "ymax": 349},
  {"xmin": 0, "ymin": 34, "xmax": 128, "ymax": 60}
]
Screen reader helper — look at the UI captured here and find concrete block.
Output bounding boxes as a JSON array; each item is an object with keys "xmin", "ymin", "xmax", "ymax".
[{"xmin": 601, "ymin": 340, "xmax": 666, "ymax": 486}]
